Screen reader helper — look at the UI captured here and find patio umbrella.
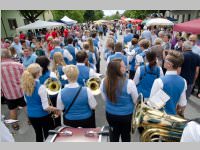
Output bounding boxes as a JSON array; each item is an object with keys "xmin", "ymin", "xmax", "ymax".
[{"xmin": 146, "ymin": 18, "xmax": 174, "ymax": 26}]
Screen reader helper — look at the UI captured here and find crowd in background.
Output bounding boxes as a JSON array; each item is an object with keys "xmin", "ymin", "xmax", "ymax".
[{"xmin": 1, "ymin": 20, "xmax": 200, "ymax": 142}]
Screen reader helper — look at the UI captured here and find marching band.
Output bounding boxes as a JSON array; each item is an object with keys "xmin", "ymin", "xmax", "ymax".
[{"xmin": 1, "ymin": 22, "xmax": 200, "ymax": 142}]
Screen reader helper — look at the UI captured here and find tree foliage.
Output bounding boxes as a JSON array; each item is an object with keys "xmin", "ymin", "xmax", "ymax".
[
  {"xmin": 123, "ymin": 10, "xmax": 159, "ymax": 19},
  {"xmin": 94, "ymin": 10, "xmax": 104, "ymax": 21},
  {"xmin": 83, "ymin": 10, "xmax": 96, "ymax": 22},
  {"xmin": 52, "ymin": 10, "xmax": 85, "ymax": 23},
  {"xmin": 19, "ymin": 10, "xmax": 45, "ymax": 23},
  {"xmin": 103, "ymin": 11, "xmax": 121, "ymax": 20},
  {"xmin": 52, "ymin": 10, "xmax": 104, "ymax": 23}
]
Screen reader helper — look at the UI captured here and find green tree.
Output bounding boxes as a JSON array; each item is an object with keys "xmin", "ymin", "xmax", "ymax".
[
  {"xmin": 84, "ymin": 10, "xmax": 96, "ymax": 22},
  {"xmin": 123, "ymin": 10, "xmax": 158, "ymax": 19},
  {"xmin": 94, "ymin": 10, "xmax": 104, "ymax": 20},
  {"xmin": 52, "ymin": 10, "xmax": 85, "ymax": 23},
  {"xmin": 19, "ymin": 10, "xmax": 45, "ymax": 23},
  {"xmin": 103, "ymin": 11, "xmax": 121, "ymax": 20}
]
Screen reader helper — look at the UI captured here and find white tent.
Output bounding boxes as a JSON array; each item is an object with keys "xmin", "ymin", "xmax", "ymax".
[
  {"xmin": 16, "ymin": 20, "xmax": 66, "ymax": 31},
  {"xmin": 146, "ymin": 18, "xmax": 174, "ymax": 26},
  {"xmin": 61, "ymin": 16, "xmax": 77, "ymax": 25}
]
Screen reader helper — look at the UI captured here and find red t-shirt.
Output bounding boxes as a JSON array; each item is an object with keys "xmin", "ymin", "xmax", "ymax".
[
  {"xmin": 52, "ymin": 31, "xmax": 57, "ymax": 39},
  {"xmin": 19, "ymin": 33, "xmax": 25, "ymax": 40},
  {"xmin": 45, "ymin": 33, "xmax": 50, "ymax": 41},
  {"xmin": 64, "ymin": 29, "xmax": 68, "ymax": 37},
  {"xmin": 48, "ymin": 43, "xmax": 54, "ymax": 51}
]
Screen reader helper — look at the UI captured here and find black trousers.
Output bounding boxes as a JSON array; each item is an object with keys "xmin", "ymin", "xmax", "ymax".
[
  {"xmin": 106, "ymin": 112, "xmax": 132, "ymax": 142},
  {"xmin": 63, "ymin": 110, "xmax": 96, "ymax": 128},
  {"xmin": 29, "ymin": 114, "xmax": 53, "ymax": 142},
  {"xmin": 96, "ymin": 59, "xmax": 100, "ymax": 73},
  {"xmin": 129, "ymin": 70, "xmax": 136, "ymax": 79},
  {"xmin": 49, "ymin": 94, "xmax": 61, "ymax": 128}
]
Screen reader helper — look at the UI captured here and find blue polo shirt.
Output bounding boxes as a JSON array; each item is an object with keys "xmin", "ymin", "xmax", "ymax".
[
  {"xmin": 180, "ymin": 50, "xmax": 200, "ymax": 84},
  {"xmin": 22, "ymin": 54, "xmax": 37, "ymax": 68}
]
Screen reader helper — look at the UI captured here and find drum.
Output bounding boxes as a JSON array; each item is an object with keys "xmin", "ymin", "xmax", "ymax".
[{"xmin": 46, "ymin": 126, "xmax": 110, "ymax": 142}]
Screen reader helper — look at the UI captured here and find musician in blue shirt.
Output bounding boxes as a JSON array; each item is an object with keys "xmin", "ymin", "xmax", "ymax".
[
  {"xmin": 150, "ymin": 50, "xmax": 187, "ymax": 116},
  {"xmin": 21, "ymin": 63, "xmax": 58, "ymax": 142},
  {"xmin": 57, "ymin": 65, "xmax": 97, "ymax": 128},
  {"xmin": 100, "ymin": 59, "xmax": 138, "ymax": 142}
]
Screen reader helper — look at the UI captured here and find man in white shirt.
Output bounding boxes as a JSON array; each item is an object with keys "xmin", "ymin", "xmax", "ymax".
[
  {"xmin": 150, "ymin": 50, "xmax": 187, "ymax": 116},
  {"xmin": 189, "ymin": 34, "xmax": 200, "ymax": 56},
  {"xmin": 181, "ymin": 120, "xmax": 200, "ymax": 142}
]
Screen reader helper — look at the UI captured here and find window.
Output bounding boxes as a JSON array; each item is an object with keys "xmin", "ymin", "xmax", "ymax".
[
  {"xmin": 24, "ymin": 19, "xmax": 29, "ymax": 25},
  {"xmin": 188, "ymin": 14, "xmax": 191, "ymax": 21},
  {"xmin": 182, "ymin": 14, "xmax": 185, "ymax": 22},
  {"xmin": 177, "ymin": 15, "xmax": 179, "ymax": 21},
  {"xmin": 8, "ymin": 19, "xmax": 18, "ymax": 30}
]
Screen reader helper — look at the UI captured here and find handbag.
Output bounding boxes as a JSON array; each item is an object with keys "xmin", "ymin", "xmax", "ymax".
[{"xmin": 63, "ymin": 86, "xmax": 82, "ymax": 118}]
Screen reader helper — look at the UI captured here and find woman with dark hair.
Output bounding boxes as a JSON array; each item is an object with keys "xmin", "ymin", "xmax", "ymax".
[
  {"xmin": 35, "ymin": 56, "xmax": 61, "ymax": 128},
  {"xmin": 35, "ymin": 56, "xmax": 57, "ymax": 84},
  {"xmin": 134, "ymin": 50, "xmax": 164, "ymax": 99},
  {"xmin": 100, "ymin": 59, "xmax": 138, "ymax": 142}
]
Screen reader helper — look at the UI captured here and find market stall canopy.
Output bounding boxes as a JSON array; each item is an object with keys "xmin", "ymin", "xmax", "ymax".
[
  {"xmin": 125, "ymin": 18, "xmax": 134, "ymax": 22},
  {"xmin": 173, "ymin": 19, "xmax": 200, "ymax": 34},
  {"xmin": 141, "ymin": 19, "xmax": 151, "ymax": 25},
  {"xmin": 146, "ymin": 18, "xmax": 174, "ymax": 26},
  {"xmin": 16, "ymin": 20, "xmax": 66, "ymax": 31},
  {"xmin": 132, "ymin": 19, "xmax": 143, "ymax": 24},
  {"xmin": 61, "ymin": 16, "xmax": 77, "ymax": 25},
  {"xmin": 94, "ymin": 20, "xmax": 109, "ymax": 24}
]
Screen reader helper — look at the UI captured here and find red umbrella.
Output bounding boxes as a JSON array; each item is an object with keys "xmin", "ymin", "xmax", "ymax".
[
  {"xmin": 173, "ymin": 18, "xmax": 200, "ymax": 34},
  {"xmin": 132, "ymin": 19, "xmax": 143, "ymax": 24}
]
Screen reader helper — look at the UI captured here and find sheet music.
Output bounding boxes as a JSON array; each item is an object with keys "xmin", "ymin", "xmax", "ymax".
[{"xmin": 147, "ymin": 89, "xmax": 170, "ymax": 109}]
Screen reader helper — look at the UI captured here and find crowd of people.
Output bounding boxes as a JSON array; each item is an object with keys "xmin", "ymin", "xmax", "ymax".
[{"xmin": 1, "ymin": 20, "xmax": 200, "ymax": 142}]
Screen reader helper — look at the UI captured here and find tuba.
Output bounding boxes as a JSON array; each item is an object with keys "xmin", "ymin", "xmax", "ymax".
[
  {"xmin": 86, "ymin": 77, "xmax": 101, "ymax": 95},
  {"xmin": 132, "ymin": 94, "xmax": 188, "ymax": 142}
]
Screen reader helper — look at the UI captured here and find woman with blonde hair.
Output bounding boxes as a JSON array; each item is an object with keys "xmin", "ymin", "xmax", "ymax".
[
  {"xmin": 57, "ymin": 65, "xmax": 97, "ymax": 128},
  {"xmin": 52, "ymin": 52, "xmax": 67, "ymax": 88},
  {"xmin": 88, "ymin": 38, "xmax": 100, "ymax": 72},
  {"xmin": 21, "ymin": 63, "xmax": 58, "ymax": 142}
]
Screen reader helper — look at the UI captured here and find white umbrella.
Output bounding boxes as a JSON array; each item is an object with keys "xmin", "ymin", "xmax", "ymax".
[
  {"xmin": 146, "ymin": 18, "xmax": 174, "ymax": 26},
  {"xmin": 16, "ymin": 20, "xmax": 66, "ymax": 31}
]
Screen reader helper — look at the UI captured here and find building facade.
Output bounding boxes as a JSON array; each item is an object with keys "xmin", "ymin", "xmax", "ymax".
[
  {"xmin": 1, "ymin": 10, "xmax": 54, "ymax": 38},
  {"xmin": 166, "ymin": 10, "xmax": 200, "ymax": 23}
]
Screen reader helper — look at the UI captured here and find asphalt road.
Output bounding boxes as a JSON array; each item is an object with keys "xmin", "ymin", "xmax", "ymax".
[{"xmin": 1, "ymin": 32, "xmax": 200, "ymax": 142}]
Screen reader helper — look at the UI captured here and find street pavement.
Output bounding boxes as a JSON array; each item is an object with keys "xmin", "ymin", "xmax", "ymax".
[{"xmin": 1, "ymin": 32, "xmax": 200, "ymax": 142}]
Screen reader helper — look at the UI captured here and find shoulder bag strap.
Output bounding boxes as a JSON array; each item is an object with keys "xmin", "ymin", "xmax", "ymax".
[{"xmin": 63, "ymin": 86, "xmax": 82, "ymax": 116}]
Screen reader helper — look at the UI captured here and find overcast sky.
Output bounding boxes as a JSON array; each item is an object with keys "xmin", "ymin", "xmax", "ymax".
[{"xmin": 103, "ymin": 10, "xmax": 125, "ymax": 16}]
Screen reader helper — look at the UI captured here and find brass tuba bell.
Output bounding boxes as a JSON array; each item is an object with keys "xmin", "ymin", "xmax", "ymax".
[
  {"xmin": 44, "ymin": 78, "xmax": 61, "ymax": 95},
  {"xmin": 132, "ymin": 94, "xmax": 188, "ymax": 142},
  {"xmin": 86, "ymin": 77, "xmax": 101, "ymax": 95}
]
